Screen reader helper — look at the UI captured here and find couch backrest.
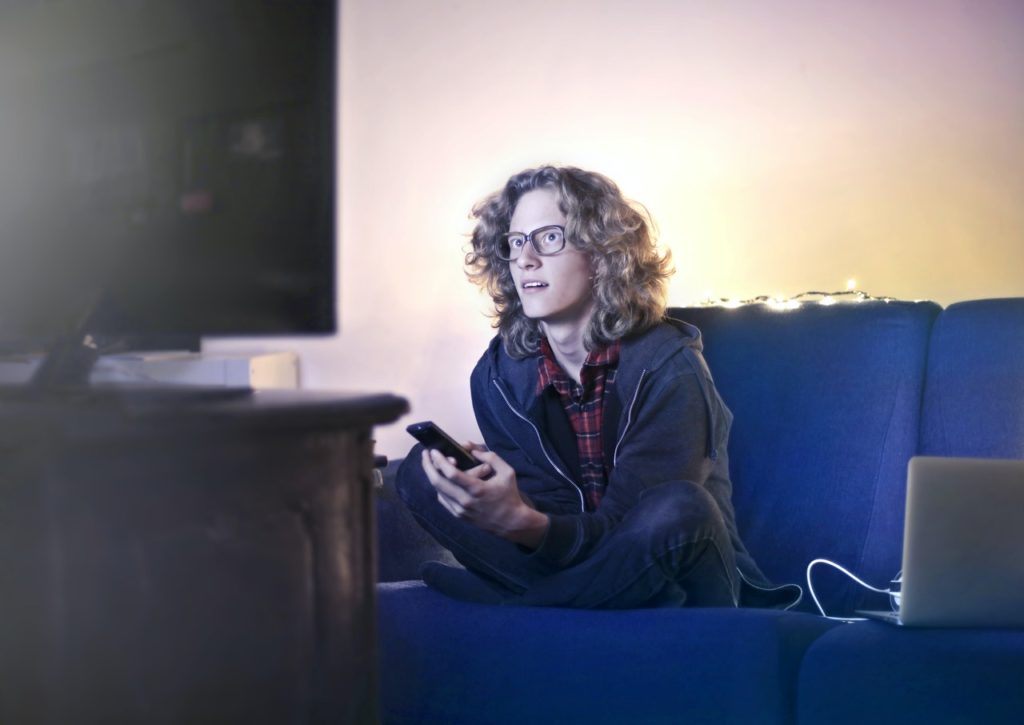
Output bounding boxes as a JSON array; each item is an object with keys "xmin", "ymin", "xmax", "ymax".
[
  {"xmin": 671, "ymin": 301, "xmax": 940, "ymax": 613},
  {"xmin": 920, "ymin": 298, "xmax": 1024, "ymax": 459}
]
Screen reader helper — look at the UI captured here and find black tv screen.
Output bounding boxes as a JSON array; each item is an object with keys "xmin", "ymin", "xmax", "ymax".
[{"xmin": 0, "ymin": 0, "xmax": 336, "ymax": 349}]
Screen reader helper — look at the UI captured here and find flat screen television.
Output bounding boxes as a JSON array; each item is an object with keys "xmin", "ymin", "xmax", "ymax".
[{"xmin": 0, "ymin": 0, "xmax": 336, "ymax": 385}]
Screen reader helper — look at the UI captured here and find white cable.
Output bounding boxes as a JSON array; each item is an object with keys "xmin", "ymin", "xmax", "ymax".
[{"xmin": 806, "ymin": 558, "xmax": 893, "ymax": 623}]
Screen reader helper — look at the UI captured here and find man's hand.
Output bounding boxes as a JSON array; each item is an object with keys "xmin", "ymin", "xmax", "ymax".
[{"xmin": 421, "ymin": 444, "xmax": 549, "ymax": 548}]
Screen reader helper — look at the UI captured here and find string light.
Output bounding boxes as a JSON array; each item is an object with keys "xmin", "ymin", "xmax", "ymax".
[{"xmin": 697, "ymin": 287, "xmax": 897, "ymax": 309}]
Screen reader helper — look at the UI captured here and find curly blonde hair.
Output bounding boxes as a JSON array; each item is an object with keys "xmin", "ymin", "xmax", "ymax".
[{"xmin": 465, "ymin": 166, "xmax": 674, "ymax": 358}]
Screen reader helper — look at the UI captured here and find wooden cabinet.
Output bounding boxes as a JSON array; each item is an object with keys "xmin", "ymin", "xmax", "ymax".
[{"xmin": 0, "ymin": 389, "xmax": 407, "ymax": 724}]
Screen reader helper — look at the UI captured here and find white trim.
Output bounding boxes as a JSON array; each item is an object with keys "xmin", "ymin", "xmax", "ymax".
[
  {"xmin": 613, "ymin": 369, "xmax": 648, "ymax": 467},
  {"xmin": 491, "ymin": 379, "xmax": 585, "ymax": 513}
]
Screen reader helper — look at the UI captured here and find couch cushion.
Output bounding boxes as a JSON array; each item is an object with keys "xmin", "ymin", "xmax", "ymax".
[
  {"xmin": 378, "ymin": 582, "xmax": 837, "ymax": 725},
  {"xmin": 671, "ymin": 301, "xmax": 940, "ymax": 615},
  {"xmin": 797, "ymin": 622, "xmax": 1024, "ymax": 725},
  {"xmin": 920, "ymin": 298, "xmax": 1024, "ymax": 458}
]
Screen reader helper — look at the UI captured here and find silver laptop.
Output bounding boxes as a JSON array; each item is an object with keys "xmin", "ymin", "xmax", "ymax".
[{"xmin": 858, "ymin": 456, "xmax": 1024, "ymax": 627}]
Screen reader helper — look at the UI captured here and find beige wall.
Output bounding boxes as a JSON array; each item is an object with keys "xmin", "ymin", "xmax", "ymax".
[{"xmin": 208, "ymin": 0, "xmax": 1024, "ymax": 458}]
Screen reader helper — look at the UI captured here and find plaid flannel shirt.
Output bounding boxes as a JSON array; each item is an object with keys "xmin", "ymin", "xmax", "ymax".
[{"xmin": 537, "ymin": 337, "xmax": 622, "ymax": 511}]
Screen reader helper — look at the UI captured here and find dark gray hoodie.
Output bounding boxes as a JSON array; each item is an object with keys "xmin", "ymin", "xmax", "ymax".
[{"xmin": 470, "ymin": 317, "xmax": 801, "ymax": 607}]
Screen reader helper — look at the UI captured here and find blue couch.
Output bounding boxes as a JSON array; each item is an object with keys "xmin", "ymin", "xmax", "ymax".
[{"xmin": 375, "ymin": 298, "xmax": 1024, "ymax": 724}]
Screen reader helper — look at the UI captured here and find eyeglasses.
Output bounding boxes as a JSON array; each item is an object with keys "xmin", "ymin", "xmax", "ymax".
[{"xmin": 497, "ymin": 225, "xmax": 566, "ymax": 262}]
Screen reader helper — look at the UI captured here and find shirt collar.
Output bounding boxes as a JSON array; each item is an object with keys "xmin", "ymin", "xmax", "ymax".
[{"xmin": 537, "ymin": 337, "xmax": 621, "ymax": 391}]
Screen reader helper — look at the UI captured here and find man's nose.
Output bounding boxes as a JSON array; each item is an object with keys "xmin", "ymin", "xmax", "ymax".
[{"xmin": 516, "ymin": 239, "xmax": 541, "ymax": 268}]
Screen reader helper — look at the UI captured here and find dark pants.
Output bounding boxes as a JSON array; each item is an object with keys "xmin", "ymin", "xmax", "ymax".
[{"xmin": 395, "ymin": 450, "xmax": 739, "ymax": 609}]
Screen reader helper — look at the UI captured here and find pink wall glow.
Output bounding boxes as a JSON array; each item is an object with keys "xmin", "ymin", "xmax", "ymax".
[{"xmin": 208, "ymin": 0, "xmax": 1024, "ymax": 457}]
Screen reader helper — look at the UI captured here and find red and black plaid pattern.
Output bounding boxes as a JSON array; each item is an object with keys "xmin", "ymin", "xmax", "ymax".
[{"xmin": 537, "ymin": 337, "xmax": 621, "ymax": 511}]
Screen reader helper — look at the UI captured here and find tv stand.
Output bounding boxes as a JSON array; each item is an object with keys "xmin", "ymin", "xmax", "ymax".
[{"xmin": 0, "ymin": 389, "xmax": 408, "ymax": 723}]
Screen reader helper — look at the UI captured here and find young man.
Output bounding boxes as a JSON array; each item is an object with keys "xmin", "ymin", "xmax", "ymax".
[{"xmin": 397, "ymin": 166, "xmax": 796, "ymax": 609}]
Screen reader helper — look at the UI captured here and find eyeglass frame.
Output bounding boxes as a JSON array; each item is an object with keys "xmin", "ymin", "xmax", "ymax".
[{"xmin": 496, "ymin": 224, "xmax": 567, "ymax": 262}]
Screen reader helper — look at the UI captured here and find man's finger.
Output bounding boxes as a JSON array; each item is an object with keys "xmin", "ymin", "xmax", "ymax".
[
  {"xmin": 437, "ymin": 492, "xmax": 466, "ymax": 518},
  {"xmin": 421, "ymin": 450, "xmax": 470, "ymax": 502},
  {"xmin": 471, "ymin": 448, "xmax": 512, "ymax": 475},
  {"xmin": 466, "ymin": 461, "xmax": 494, "ymax": 479},
  {"xmin": 424, "ymin": 450, "xmax": 476, "ymax": 504},
  {"xmin": 432, "ymin": 473, "xmax": 473, "ymax": 506},
  {"xmin": 430, "ymin": 450, "xmax": 485, "ymax": 494}
]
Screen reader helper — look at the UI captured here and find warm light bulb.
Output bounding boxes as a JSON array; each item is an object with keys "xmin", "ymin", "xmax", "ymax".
[
  {"xmin": 767, "ymin": 295, "xmax": 799, "ymax": 311},
  {"xmin": 846, "ymin": 278, "xmax": 857, "ymax": 291}
]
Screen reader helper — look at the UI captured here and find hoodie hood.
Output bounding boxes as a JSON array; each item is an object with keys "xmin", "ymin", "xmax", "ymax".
[{"xmin": 480, "ymin": 316, "xmax": 705, "ymax": 412}]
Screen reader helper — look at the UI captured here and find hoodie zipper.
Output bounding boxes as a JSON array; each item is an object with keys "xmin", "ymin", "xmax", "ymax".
[
  {"xmin": 492, "ymin": 379, "xmax": 585, "ymax": 513},
  {"xmin": 613, "ymin": 369, "xmax": 648, "ymax": 467}
]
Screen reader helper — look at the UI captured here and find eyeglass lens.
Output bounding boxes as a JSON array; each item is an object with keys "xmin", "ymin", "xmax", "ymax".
[{"xmin": 498, "ymin": 226, "xmax": 564, "ymax": 260}]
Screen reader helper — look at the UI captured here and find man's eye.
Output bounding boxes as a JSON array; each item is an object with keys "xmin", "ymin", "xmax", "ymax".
[{"xmin": 539, "ymin": 229, "xmax": 563, "ymax": 247}]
